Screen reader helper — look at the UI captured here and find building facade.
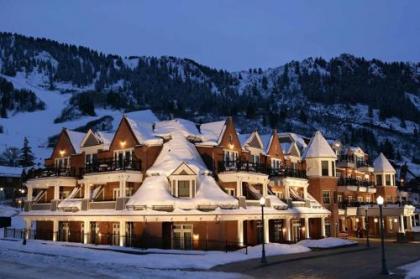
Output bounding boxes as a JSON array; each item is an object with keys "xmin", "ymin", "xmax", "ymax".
[{"xmin": 21, "ymin": 114, "xmax": 417, "ymax": 249}]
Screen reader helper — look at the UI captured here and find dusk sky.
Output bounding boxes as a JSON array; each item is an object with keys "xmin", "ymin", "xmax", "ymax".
[{"xmin": 0, "ymin": 0, "xmax": 419, "ymax": 70}]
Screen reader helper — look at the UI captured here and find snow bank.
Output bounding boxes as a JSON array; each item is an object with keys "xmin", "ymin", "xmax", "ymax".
[
  {"xmin": 401, "ymin": 260, "xmax": 420, "ymax": 279},
  {"xmin": 0, "ymin": 239, "xmax": 310, "ymax": 270},
  {"xmin": 298, "ymin": 237, "xmax": 356, "ymax": 248}
]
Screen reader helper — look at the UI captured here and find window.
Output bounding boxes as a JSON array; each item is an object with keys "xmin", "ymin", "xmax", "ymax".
[
  {"xmin": 392, "ymin": 175, "xmax": 395, "ymax": 186},
  {"xmin": 126, "ymin": 187, "xmax": 133, "ymax": 197},
  {"xmin": 85, "ymin": 153, "xmax": 97, "ymax": 166},
  {"xmin": 271, "ymin": 159, "xmax": 281, "ymax": 170},
  {"xmin": 357, "ymin": 196, "xmax": 363, "ymax": 202},
  {"xmin": 55, "ymin": 157, "xmax": 70, "ymax": 169},
  {"xmin": 114, "ymin": 149, "xmax": 134, "ymax": 168},
  {"xmin": 347, "ymin": 195, "xmax": 353, "ymax": 202},
  {"xmin": 112, "ymin": 188, "xmax": 120, "ymax": 200},
  {"xmin": 376, "ymin": 175, "xmax": 383, "ymax": 186},
  {"xmin": 331, "ymin": 161, "xmax": 336, "ymax": 177},
  {"xmin": 322, "ymin": 191, "xmax": 330, "ymax": 204},
  {"xmin": 224, "ymin": 150, "xmax": 238, "ymax": 169},
  {"xmin": 178, "ymin": 181, "xmax": 191, "ymax": 198},
  {"xmin": 321, "ymin": 161, "xmax": 329, "ymax": 176},
  {"xmin": 385, "ymin": 175, "xmax": 391, "ymax": 186},
  {"xmin": 251, "ymin": 154, "xmax": 260, "ymax": 164},
  {"xmin": 227, "ymin": 188, "xmax": 235, "ymax": 196},
  {"xmin": 337, "ymin": 194, "xmax": 343, "ymax": 203},
  {"xmin": 275, "ymin": 191, "xmax": 284, "ymax": 199},
  {"xmin": 365, "ymin": 196, "xmax": 371, "ymax": 203}
]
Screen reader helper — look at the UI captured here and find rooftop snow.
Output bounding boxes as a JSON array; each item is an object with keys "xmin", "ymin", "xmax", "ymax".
[
  {"xmin": 373, "ymin": 153, "xmax": 396, "ymax": 173},
  {"xmin": 66, "ymin": 130, "xmax": 85, "ymax": 154},
  {"xmin": 302, "ymin": 131, "xmax": 337, "ymax": 159},
  {"xmin": 125, "ymin": 117, "xmax": 162, "ymax": 146},
  {"xmin": 154, "ymin": 119, "xmax": 200, "ymax": 139},
  {"xmin": 146, "ymin": 132, "xmax": 208, "ymax": 176},
  {"xmin": 199, "ymin": 120, "xmax": 226, "ymax": 144}
]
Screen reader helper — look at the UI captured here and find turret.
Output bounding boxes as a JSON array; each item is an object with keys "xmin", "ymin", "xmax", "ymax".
[
  {"xmin": 303, "ymin": 131, "xmax": 337, "ymax": 177},
  {"xmin": 373, "ymin": 153, "xmax": 396, "ymax": 187}
]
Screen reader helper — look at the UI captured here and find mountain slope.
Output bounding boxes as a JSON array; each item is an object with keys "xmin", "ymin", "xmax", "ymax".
[{"xmin": 0, "ymin": 32, "xmax": 419, "ymax": 176}]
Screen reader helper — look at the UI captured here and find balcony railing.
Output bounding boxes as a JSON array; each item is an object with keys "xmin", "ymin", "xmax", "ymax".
[
  {"xmin": 217, "ymin": 160, "xmax": 306, "ymax": 178},
  {"xmin": 26, "ymin": 167, "xmax": 81, "ymax": 179},
  {"xmin": 85, "ymin": 159, "xmax": 141, "ymax": 174},
  {"xmin": 337, "ymin": 155, "xmax": 371, "ymax": 168},
  {"xmin": 337, "ymin": 177, "xmax": 374, "ymax": 187},
  {"xmin": 217, "ymin": 160, "xmax": 267, "ymax": 174},
  {"xmin": 268, "ymin": 167, "xmax": 307, "ymax": 179}
]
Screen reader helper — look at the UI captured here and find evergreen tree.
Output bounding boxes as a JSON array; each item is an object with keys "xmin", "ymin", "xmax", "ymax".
[{"xmin": 19, "ymin": 137, "xmax": 35, "ymax": 167}]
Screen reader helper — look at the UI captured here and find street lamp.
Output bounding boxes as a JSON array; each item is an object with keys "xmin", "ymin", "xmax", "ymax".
[
  {"xmin": 376, "ymin": 196, "xmax": 389, "ymax": 275},
  {"xmin": 259, "ymin": 196, "xmax": 267, "ymax": 264}
]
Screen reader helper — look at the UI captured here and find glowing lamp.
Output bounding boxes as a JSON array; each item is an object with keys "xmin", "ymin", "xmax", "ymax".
[
  {"xmin": 355, "ymin": 218, "xmax": 359, "ymax": 223},
  {"xmin": 192, "ymin": 234, "xmax": 199, "ymax": 241},
  {"xmin": 374, "ymin": 218, "xmax": 378, "ymax": 223},
  {"xmin": 120, "ymin": 140, "xmax": 127, "ymax": 148},
  {"xmin": 301, "ymin": 226, "xmax": 306, "ymax": 231},
  {"xmin": 59, "ymin": 150, "xmax": 66, "ymax": 157},
  {"xmin": 376, "ymin": 196, "xmax": 384, "ymax": 205},
  {"xmin": 0, "ymin": 187, "xmax": 3, "ymax": 191},
  {"xmin": 259, "ymin": 197, "xmax": 266, "ymax": 206},
  {"xmin": 394, "ymin": 218, "xmax": 398, "ymax": 223},
  {"xmin": 228, "ymin": 143, "xmax": 234, "ymax": 150}
]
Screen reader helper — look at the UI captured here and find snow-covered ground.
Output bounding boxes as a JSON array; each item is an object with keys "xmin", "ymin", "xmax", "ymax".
[
  {"xmin": 412, "ymin": 226, "xmax": 420, "ymax": 232},
  {"xmin": 400, "ymin": 260, "xmax": 420, "ymax": 279},
  {"xmin": 298, "ymin": 237, "xmax": 356, "ymax": 248}
]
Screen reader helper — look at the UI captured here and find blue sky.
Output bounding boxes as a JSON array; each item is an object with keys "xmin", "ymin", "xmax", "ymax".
[{"xmin": 0, "ymin": 0, "xmax": 419, "ymax": 70}]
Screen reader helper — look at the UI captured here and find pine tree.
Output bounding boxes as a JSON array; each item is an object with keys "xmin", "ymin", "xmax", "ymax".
[{"xmin": 19, "ymin": 137, "xmax": 35, "ymax": 167}]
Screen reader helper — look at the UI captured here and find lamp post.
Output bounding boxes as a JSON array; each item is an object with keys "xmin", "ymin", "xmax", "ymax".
[
  {"xmin": 377, "ymin": 196, "xmax": 389, "ymax": 275},
  {"xmin": 259, "ymin": 197, "xmax": 267, "ymax": 264}
]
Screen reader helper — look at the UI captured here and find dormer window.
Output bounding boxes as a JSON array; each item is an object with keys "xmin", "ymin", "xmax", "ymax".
[
  {"xmin": 169, "ymin": 163, "xmax": 197, "ymax": 199},
  {"xmin": 171, "ymin": 179, "xmax": 196, "ymax": 198}
]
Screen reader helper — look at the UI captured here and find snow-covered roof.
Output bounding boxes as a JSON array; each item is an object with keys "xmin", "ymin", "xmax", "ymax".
[
  {"xmin": 280, "ymin": 143, "xmax": 292, "ymax": 155},
  {"xmin": 65, "ymin": 130, "xmax": 85, "ymax": 153},
  {"xmin": 199, "ymin": 120, "xmax": 226, "ymax": 145},
  {"xmin": 124, "ymin": 109, "xmax": 159, "ymax": 124},
  {"xmin": 125, "ymin": 117, "xmax": 163, "ymax": 146},
  {"xmin": 154, "ymin": 119, "xmax": 200, "ymax": 140},
  {"xmin": 302, "ymin": 131, "xmax": 337, "ymax": 159},
  {"xmin": 0, "ymin": 165, "xmax": 22, "ymax": 177},
  {"xmin": 57, "ymin": 199, "xmax": 83, "ymax": 210},
  {"xmin": 260, "ymin": 134, "xmax": 273, "ymax": 154},
  {"xmin": 146, "ymin": 132, "xmax": 208, "ymax": 176},
  {"xmin": 126, "ymin": 175, "xmax": 237, "ymax": 210},
  {"xmin": 238, "ymin": 133, "xmax": 250, "ymax": 147},
  {"xmin": 373, "ymin": 153, "xmax": 396, "ymax": 173},
  {"xmin": 95, "ymin": 131, "xmax": 114, "ymax": 149}
]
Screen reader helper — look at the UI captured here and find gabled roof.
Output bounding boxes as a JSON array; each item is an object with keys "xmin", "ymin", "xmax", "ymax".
[
  {"xmin": 302, "ymin": 131, "xmax": 337, "ymax": 159},
  {"xmin": 154, "ymin": 119, "xmax": 200, "ymax": 140},
  {"xmin": 65, "ymin": 129, "xmax": 85, "ymax": 154},
  {"xmin": 199, "ymin": 120, "xmax": 226, "ymax": 145},
  {"xmin": 240, "ymin": 131, "xmax": 264, "ymax": 150},
  {"xmin": 125, "ymin": 117, "xmax": 163, "ymax": 146},
  {"xmin": 259, "ymin": 133, "xmax": 273, "ymax": 154},
  {"xmin": 147, "ymin": 132, "xmax": 208, "ymax": 176},
  {"xmin": 95, "ymin": 131, "xmax": 114, "ymax": 149},
  {"xmin": 373, "ymin": 153, "xmax": 396, "ymax": 173}
]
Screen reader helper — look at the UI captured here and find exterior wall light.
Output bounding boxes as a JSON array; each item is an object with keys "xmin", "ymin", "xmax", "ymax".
[
  {"xmin": 120, "ymin": 140, "xmax": 127, "ymax": 148},
  {"xmin": 193, "ymin": 234, "xmax": 199, "ymax": 241},
  {"xmin": 374, "ymin": 218, "xmax": 378, "ymax": 223},
  {"xmin": 228, "ymin": 144, "xmax": 234, "ymax": 150},
  {"xmin": 59, "ymin": 150, "xmax": 66, "ymax": 157}
]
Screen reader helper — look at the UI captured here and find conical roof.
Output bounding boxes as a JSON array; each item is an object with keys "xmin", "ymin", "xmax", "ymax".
[
  {"xmin": 373, "ymin": 153, "xmax": 395, "ymax": 173},
  {"xmin": 303, "ymin": 131, "xmax": 337, "ymax": 159}
]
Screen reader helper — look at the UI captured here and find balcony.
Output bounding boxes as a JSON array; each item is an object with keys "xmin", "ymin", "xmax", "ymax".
[
  {"xmin": 217, "ymin": 160, "xmax": 306, "ymax": 179},
  {"xmin": 26, "ymin": 167, "xmax": 81, "ymax": 179},
  {"xmin": 268, "ymin": 167, "xmax": 307, "ymax": 179},
  {"xmin": 337, "ymin": 177, "xmax": 374, "ymax": 187},
  {"xmin": 85, "ymin": 159, "xmax": 141, "ymax": 174},
  {"xmin": 337, "ymin": 155, "xmax": 372, "ymax": 169}
]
